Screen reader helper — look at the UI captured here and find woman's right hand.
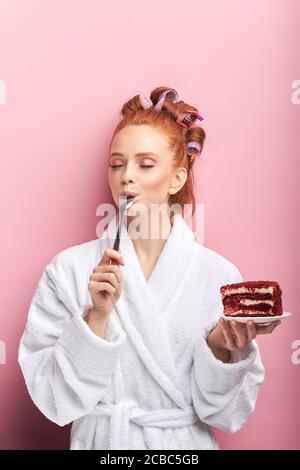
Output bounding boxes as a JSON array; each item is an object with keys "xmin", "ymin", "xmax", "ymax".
[{"xmin": 87, "ymin": 248, "xmax": 125, "ymax": 318}]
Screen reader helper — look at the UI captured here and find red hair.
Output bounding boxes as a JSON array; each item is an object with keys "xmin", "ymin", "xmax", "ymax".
[{"xmin": 109, "ymin": 86, "xmax": 206, "ymax": 217}]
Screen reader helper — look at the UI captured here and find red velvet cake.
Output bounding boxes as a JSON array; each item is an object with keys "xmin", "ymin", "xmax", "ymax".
[{"xmin": 220, "ymin": 281, "xmax": 283, "ymax": 317}]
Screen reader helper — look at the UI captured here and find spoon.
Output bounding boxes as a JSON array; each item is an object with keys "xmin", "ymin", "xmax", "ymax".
[{"xmin": 109, "ymin": 195, "xmax": 135, "ymax": 265}]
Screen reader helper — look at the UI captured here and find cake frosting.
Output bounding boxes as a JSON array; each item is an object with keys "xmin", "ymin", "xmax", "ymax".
[{"xmin": 220, "ymin": 280, "xmax": 283, "ymax": 317}]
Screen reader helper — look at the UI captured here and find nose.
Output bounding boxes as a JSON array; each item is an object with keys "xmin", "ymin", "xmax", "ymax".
[{"xmin": 121, "ymin": 161, "xmax": 136, "ymax": 185}]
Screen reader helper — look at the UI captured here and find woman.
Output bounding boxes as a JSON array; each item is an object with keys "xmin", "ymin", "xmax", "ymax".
[{"xmin": 18, "ymin": 87, "xmax": 280, "ymax": 450}]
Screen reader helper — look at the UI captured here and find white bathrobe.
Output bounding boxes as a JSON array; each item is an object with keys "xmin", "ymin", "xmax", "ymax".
[{"xmin": 18, "ymin": 213, "xmax": 265, "ymax": 450}]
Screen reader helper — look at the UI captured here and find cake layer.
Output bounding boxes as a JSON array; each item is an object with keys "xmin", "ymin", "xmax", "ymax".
[
  {"xmin": 222, "ymin": 292, "xmax": 274, "ymax": 301},
  {"xmin": 223, "ymin": 299, "xmax": 274, "ymax": 312},
  {"xmin": 223, "ymin": 309, "xmax": 275, "ymax": 317}
]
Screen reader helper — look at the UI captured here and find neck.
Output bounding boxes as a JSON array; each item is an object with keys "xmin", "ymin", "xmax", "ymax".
[{"xmin": 123, "ymin": 210, "xmax": 174, "ymax": 260}]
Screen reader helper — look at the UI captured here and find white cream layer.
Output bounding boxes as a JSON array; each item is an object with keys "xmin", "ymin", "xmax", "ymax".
[
  {"xmin": 239, "ymin": 299, "xmax": 274, "ymax": 306},
  {"xmin": 222, "ymin": 286, "xmax": 274, "ymax": 296}
]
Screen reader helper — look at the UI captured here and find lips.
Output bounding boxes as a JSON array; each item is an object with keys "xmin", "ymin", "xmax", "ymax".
[{"xmin": 119, "ymin": 191, "xmax": 139, "ymax": 198}]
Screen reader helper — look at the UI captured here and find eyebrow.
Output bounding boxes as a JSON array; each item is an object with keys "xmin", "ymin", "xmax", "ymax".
[{"xmin": 110, "ymin": 152, "xmax": 159, "ymax": 158}]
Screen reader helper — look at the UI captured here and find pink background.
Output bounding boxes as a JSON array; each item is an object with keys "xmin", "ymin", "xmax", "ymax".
[{"xmin": 0, "ymin": 0, "xmax": 299, "ymax": 450}]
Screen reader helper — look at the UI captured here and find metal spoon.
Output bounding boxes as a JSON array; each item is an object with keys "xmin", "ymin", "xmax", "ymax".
[{"xmin": 109, "ymin": 195, "xmax": 135, "ymax": 265}]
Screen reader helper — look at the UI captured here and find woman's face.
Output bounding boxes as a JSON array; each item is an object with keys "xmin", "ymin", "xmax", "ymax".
[{"xmin": 108, "ymin": 125, "xmax": 187, "ymax": 217}]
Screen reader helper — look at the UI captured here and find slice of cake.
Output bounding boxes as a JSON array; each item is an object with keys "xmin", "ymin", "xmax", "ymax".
[{"xmin": 220, "ymin": 281, "xmax": 283, "ymax": 317}]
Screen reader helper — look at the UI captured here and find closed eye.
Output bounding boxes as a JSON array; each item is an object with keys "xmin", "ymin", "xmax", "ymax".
[{"xmin": 110, "ymin": 165, "xmax": 154, "ymax": 169}]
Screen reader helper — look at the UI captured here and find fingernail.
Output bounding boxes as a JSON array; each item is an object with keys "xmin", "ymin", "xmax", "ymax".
[
  {"xmin": 220, "ymin": 317, "xmax": 224, "ymax": 324},
  {"xmin": 248, "ymin": 321, "xmax": 253, "ymax": 326}
]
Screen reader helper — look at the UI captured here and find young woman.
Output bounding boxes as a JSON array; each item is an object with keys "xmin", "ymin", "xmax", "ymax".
[{"xmin": 18, "ymin": 87, "xmax": 280, "ymax": 450}]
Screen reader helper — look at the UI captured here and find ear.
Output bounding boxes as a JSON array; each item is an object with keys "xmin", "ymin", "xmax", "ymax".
[{"xmin": 168, "ymin": 167, "xmax": 187, "ymax": 195}]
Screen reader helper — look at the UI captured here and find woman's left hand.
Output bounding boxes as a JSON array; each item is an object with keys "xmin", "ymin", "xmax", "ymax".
[{"xmin": 207, "ymin": 317, "xmax": 281, "ymax": 353}]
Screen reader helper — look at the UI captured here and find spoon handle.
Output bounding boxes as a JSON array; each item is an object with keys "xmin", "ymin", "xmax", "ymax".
[{"xmin": 109, "ymin": 198, "xmax": 127, "ymax": 264}]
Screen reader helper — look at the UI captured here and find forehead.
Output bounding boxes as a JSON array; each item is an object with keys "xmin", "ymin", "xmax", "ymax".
[{"xmin": 111, "ymin": 125, "xmax": 171, "ymax": 155}]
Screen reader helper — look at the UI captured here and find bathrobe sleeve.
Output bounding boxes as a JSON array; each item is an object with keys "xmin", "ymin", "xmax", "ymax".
[
  {"xmin": 190, "ymin": 267, "xmax": 265, "ymax": 434},
  {"xmin": 18, "ymin": 255, "xmax": 127, "ymax": 427}
]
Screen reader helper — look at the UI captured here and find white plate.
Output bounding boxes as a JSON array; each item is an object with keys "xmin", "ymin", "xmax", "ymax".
[{"xmin": 220, "ymin": 311, "xmax": 292, "ymax": 324}]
